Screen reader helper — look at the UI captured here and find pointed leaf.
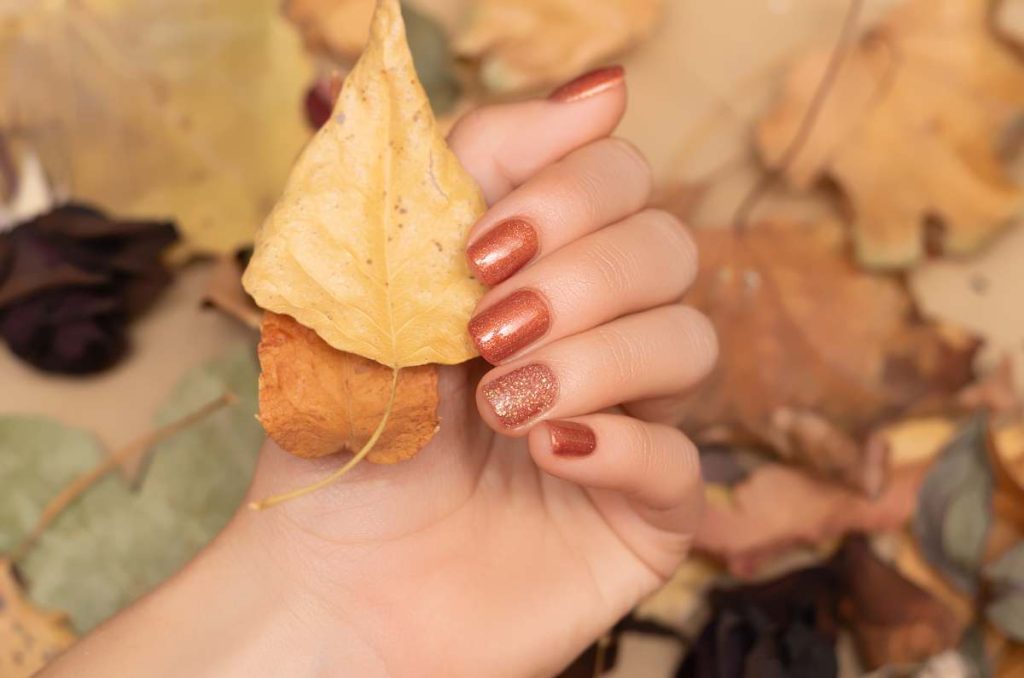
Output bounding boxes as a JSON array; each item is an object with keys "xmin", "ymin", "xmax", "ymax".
[{"xmin": 243, "ymin": 0, "xmax": 485, "ymax": 368}]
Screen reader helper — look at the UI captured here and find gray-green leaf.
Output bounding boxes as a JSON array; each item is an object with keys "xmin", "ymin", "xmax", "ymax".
[
  {"xmin": 0, "ymin": 343, "xmax": 262, "ymax": 632},
  {"xmin": 914, "ymin": 415, "xmax": 993, "ymax": 594},
  {"xmin": 404, "ymin": 2, "xmax": 461, "ymax": 115},
  {"xmin": 986, "ymin": 592, "xmax": 1024, "ymax": 642}
]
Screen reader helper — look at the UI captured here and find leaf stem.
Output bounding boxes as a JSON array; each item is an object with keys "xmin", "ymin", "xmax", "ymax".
[
  {"xmin": 249, "ymin": 368, "xmax": 400, "ymax": 511},
  {"xmin": 10, "ymin": 392, "xmax": 236, "ymax": 563}
]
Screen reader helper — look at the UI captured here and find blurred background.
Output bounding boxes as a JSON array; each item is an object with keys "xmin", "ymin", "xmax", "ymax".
[{"xmin": 1, "ymin": 0, "xmax": 1023, "ymax": 676}]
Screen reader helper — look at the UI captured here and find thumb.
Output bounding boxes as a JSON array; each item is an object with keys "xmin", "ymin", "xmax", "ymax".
[{"xmin": 447, "ymin": 66, "xmax": 627, "ymax": 204}]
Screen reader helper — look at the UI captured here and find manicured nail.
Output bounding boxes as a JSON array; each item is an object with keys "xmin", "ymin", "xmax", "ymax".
[
  {"xmin": 548, "ymin": 65, "xmax": 625, "ymax": 103},
  {"xmin": 469, "ymin": 289, "xmax": 550, "ymax": 364},
  {"xmin": 467, "ymin": 218, "xmax": 538, "ymax": 286},
  {"xmin": 548, "ymin": 421, "xmax": 596, "ymax": 457},
  {"xmin": 482, "ymin": 364, "xmax": 558, "ymax": 428}
]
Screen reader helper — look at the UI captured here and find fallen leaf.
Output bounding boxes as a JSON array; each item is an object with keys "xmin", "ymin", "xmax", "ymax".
[
  {"xmin": 258, "ymin": 312, "xmax": 438, "ymax": 463},
  {"xmin": 758, "ymin": 0, "xmax": 1024, "ymax": 269},
  {"xmin": 662, "ymin": 221, "xmax": 977, "ymax": 492},
  {"xmin": 838, "ymin": 536, "xmax": 965, "ymax": 669},
  {"xmin": 915, "ymin": 415, "xmax": 994, "ymax": 594},
  {"xmin": 0, "ymin": 344, "xmax": 262, "ymax": 632},
  {"xmin": 695, "ymin": 462, "xmax": 927, "ymax": 579},
  {"xmin": 455, "ymin": 0, "xmax": 662, "ymax": 94},
  {"xmin": 243, "ymin": 0, "xmax": 484, "ymax": 368},
  {"xmin": 986, "ymin": 545, "xmax": 1024, "ymax": 642},
  {"xmin": 0, "ymin": 0, "xmax": 313, "ymax": 255},
  {"xmin": 633, "ymin": 557, "xmax": 720, "ymax": 638},
  {"xmin": 0, "ymin": 559, "xmax": 75, "ymax": 678},
  {"xmin": 0, "ymin": 204, "xmax": 177, "ymax": 374},
  {"xmin": 677, "ymin": 564, "xmax": 841, "ymax": 678},
  {"xmin": 996, "ymin": 640, "xmax": 1024, "ymax": 677},
  {"xmin": 991, "ymin": 421, "xmax": 1024, "ymax": 532},
  {"xmin": 885, "ymin": 532, "xmax": 975, "ymax": 631}
]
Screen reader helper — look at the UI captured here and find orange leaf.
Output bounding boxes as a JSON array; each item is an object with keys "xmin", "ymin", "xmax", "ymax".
[
  {"xmin": 670, "ymin": 222, "xmax": 977, "ymax": 492},
  {"xmin": 257, "ymin": 312, "xmax": 438, "ymax": 464}
]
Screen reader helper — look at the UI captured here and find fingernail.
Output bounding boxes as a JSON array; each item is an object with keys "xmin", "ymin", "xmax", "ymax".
[
  {"xmin": 548, "ymin": 65, "xmax": 625, "ymax": 103},
  {"xmin": 482, "ymin": 364, "xmax": 558, "ymax": 428},
  {"xmin": 469, "ymin": 289, "xmax": 550, "ymax": 364},
  {"xmin": 548, "ymin": 421, "xmax": 596, "ymax": 457},
  {"xmin": 467, "ymin": 218, "xmax": 538, "ymax": 286}
]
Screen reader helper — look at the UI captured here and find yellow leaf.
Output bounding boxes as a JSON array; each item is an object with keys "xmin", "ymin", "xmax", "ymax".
[
  {"xmin": 243, "ymin": 0, "xmax": 485, "ymax": 368},
  {"xmin": 0, "ymin": 0, "xmax": 313, "ymax": 256},
  {"xmin": 455, "ymin": 0, "xmax": 662, "ymax": 94},
  {"xmin": 0, "ymin": 559, "xmax": 76, "ymax": 678},
  {"xmin": 758, "ymin": 0, "xmax": 1024, "ymax": 269}
]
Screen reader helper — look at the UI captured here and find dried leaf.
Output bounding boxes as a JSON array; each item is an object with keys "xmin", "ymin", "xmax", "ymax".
[
  {"xmin": 677, "ymin": 564, "xmax": 841, "ymax": 678},
  {"xmin": 838, "ymin": 536, "xmax": 965, "ymax": 669},
  {"xmin": 455, "ymin": 0, "xmax": 661, "ymax": 94},
  {"xmin": 667, "ymin": 222, "xmax": 977, "ymax": 491},
  {"xmin": 758, "ymin": 0, "xmax": 1024, "ymax": 269},
  {"xmin": 991, "ymin": 421, "xmax": 1024, "ymax": 532},
  {"xmin": 0, "ymin": 344, "xmax": 262, "ymax": 632},
  {"xmin": 0, "ymin": 559, "xmax": 75, "ymax": 678},
  {"xmin": 243, "ymin": 0, "xmax": 484, "ymax": 368},
  {"xmin": 257, "ymin": 312, "xmax": 438, "ymax": 463},
  {"xmin": 986, "ymin": 545, "xmax": 1024, "ymax": 642},
  {"xmin": 695, "ymin": 463, "xmax": 927, "ymax": 579},
  {"xmin": 915, "ymin": 415, "xmax": 994, "ymax": 593},
  {"xmin": 0, "ymin": 0, "xmax": 313, "ymax": 255}
]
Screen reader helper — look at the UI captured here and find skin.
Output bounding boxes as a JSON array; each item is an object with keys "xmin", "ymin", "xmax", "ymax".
[{"xmin": 44, "ymin": 75, "xmax": 717, "ymax": 678}]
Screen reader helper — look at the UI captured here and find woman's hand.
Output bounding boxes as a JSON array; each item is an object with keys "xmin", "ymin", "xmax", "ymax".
[{"xmin": 47, "ymin": 68, "xmax": 717, "ymax": 678}]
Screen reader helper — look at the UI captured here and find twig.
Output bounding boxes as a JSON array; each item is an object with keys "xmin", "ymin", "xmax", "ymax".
[
  {"xmin": 732, "ymin": 0, "xmax": 866, "ymax": 231},
  {"xmin": 11, "ymin": 391, "xmax": 236, "ymax": 562}
]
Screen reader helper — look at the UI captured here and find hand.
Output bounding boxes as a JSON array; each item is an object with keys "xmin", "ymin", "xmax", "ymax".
[{"xmin": 47, "ymin": 68, "xmax": 717, "ymax": 678}]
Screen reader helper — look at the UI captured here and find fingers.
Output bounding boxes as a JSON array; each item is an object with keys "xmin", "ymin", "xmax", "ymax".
[
  {"xmin": 466, "ymin": 138, "xmax": 653, "ymax": 286},
  {"xmin": 469, "ymin": 209, "xmax": 696, "ymax": 363},
  {"xmin": 447, "ymin": 67, "xmax": 627, "ymax": 204},
  {"xmin": 528, "ymin": 414, "xmax": 702, "ymax": 521},
  {"xmin": 475, "ymin": 306, "xmax": 718, "ymax": 433}
]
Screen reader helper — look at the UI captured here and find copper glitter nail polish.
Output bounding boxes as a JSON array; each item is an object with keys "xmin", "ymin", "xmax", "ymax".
[
  {"xmin": 469, "ymin": 289, "xmax": 550, "ymax": 364},
  {"xmin": 482, "ymin": 364, "xmax": 558, "ymax": 429},
  {"xmin": 467, "ymin": 218, "xmax": 538, "ymax": 286},
  {"xmin": 548, "ymin": 421, "xmax": 596, "ymax": 457},
  {"xmin": 547, "ymin": 65, "xmax": 625, "ymax": 103}
]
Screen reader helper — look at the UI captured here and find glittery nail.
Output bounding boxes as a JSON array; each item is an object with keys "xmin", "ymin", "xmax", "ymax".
[
  {"xmin": 469, "ymin": 289, "xmax": 550, "ymax": 364},
  {"xmin": 548, "ymin": 421, "xmax": 596, "ymax": 457},
  {"xmin": 482, "ymin": 364, "xmax": 558, "ymax": 428},
  {"xmin": 467, "ymin": 218, "xmax": 538, "ymax": 286},
  {"xmin": 547, "ymin": 65, "xmax": 625, "ymax": 103}
]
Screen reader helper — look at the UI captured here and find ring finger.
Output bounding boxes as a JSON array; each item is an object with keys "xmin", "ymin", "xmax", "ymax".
[{"xmin": 475, "ymin": 305, "xmax": 717, "ymax": 434}]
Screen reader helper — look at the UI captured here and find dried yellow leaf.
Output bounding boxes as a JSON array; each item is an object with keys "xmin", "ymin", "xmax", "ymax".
[
  {"xmin": 243, "ymin": 0, "xmax": 485, "ymax": 368},
  {"xmin": 0, "ymin": 0, "xmax": 313, "ymax": 256},
  {"xmin": 0, "ymin": 559, "xmax": 76, "ymax": 678},
  {"xmin": 758, "ymin": 0, "xmax": 1024, "ymax": 269},
  {"xmin": 455, "ymin": 0, "xmax": 662, "ymax": 94}
]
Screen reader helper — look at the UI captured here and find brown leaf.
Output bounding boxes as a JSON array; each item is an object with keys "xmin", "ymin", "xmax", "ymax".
[
  {"xmin": 257, "ymin": 312, "xmax": 438, "ymax": 464},
  {"xmin": 838, "ymin": 537, "xmax": 965, "ymax": 669},
  {"xmin": 997, "ymin": 639, "xmax": 1024, "ymax": 677},
  {"xmin": 454, "ymin": 0, "xmax": 661, "ymax": 93},
  {"xmin": 668, "ymin": 221, "xmax": 977, "ymax": 492},
  {"xmin": 758, "ymin": 0, "xmax": 1024, "ymax": 269},
  {"xmin": 695, "ymin": 462, "xmax": 927, "ymax": 578},
  {"xmin": 0, "ymin": 558, "xmax": 75, "ymax": 678},
  {"xmin": 991, "ymin": 421, "xmax": 1024, "ymax": 532}
]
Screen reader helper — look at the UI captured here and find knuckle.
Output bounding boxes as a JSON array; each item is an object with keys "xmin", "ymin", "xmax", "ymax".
[
  {"xmin": 605, "ymin": 138, "xmax": 653, "ymax": 194},
  {"xmin": 595, "ymin": 324, "xmax": 649, "ymax": 386},
  {"xmin": 584, "ymin": 239, "xmax": 640, "ymax": 296},
  {"xmin": 642, "ymin": 209, "xmax": 699, "ymax": 290}
]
